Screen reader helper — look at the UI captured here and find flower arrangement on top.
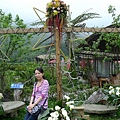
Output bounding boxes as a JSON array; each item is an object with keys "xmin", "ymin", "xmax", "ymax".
[{"xmin": 46, "ymin": 0, "xmax": 68, "ymax": 30}]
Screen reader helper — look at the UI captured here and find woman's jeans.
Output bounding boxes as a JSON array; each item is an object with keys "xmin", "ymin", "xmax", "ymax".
[
  {"xmin": 24, "ymin": 108, "xmax": 46, "ymax": 120},
  {"xmin": 24, "ymin": 111, "xmax": 40, "ymax": 120}
]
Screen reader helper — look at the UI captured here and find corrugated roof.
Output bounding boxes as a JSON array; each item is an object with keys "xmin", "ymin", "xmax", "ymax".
[{"xmin": 36, "ymin": 54, "xmax": 56, "ymax": 59}]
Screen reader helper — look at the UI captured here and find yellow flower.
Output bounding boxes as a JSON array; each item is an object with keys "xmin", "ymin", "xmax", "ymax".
[
  {"xmin": 46, "ymin": 12, "xmax": 49, "ymax": 17},
  {"xmin": 47, "ymin": 2, "xmax": 53, "ymax": 7},
  {"xmin": 46, "ymin": 0, "xmax": 68, "ymax": 18},
  {"xmin": 53, "ymin": 10, "xmax": 58, "ymax": 16},
  {"xmin": 55, "ymin": 0, "xmax": 59, "ymax": 2},
  {"xmin": 55, "ymin": 3, "xmax": 60, "ymax": 7}
]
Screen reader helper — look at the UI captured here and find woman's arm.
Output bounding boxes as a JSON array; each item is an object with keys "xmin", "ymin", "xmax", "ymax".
[
  {"xmin": 27, "ymin": 84, "xmax": 36, "ymax": 110},
  {"xmin": 41, "ymin": 80, "xmax": 49, "ymax": 98},
  {"xmin": 32, "ymin": 96, "xmax": 42, "ymax": 106},
  {"xmin": 30, "ymin": 96, "xmax": 34, "ymax": 105}
]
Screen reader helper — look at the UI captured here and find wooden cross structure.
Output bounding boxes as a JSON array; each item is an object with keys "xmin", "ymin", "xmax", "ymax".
[
  {"xmin": 0, "ymin": 27, "xmax": 120, "ymax": 101},
  {"xmin": 0, "ymin": 27, "xmax": 120, "ymax": 100}
]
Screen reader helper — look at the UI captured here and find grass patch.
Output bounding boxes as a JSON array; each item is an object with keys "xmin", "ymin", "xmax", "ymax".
[
  {"xmin": 89, "ymin": 114, "xmax": 119, "ymax": 120},
  {"xmin": 0, "ymin": 107, "xmax": 26, "ymax": 120}
]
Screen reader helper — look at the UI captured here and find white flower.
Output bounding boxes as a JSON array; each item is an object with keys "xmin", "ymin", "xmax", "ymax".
[
  {"xmin": 66, "ymin": 101, "xmax": 74, "ymax": 106},
  {"xmin": 50, "ymin": 108, "xmax": 54, "ymax": 111},
  {"xmin": 57, "ymin": 7, "xmax": 60, "ymax": 10},
  {"xmin": 109, "ymin": 86, "xmax": 113, "ymax": 89},
  {"xmin": 54, "ymin": 111, "xmax": 59, "ymax": 117},
  {"xmin": 61, "ymin": 109, "xmax": 68, "ymax": 117},
  {"xmin": 69, "ymin": 105, "xmax": 74, "ymax": 110},
  {"xmin": 116, "ymin": 87, "xmax": 120, "ymax": 90},
  {"xmin": 48, "ymin": 117, "xmax": 53, "ymax": 120},
  {"xmin": 61, "ymin": 108, "xmax": 65, "ymax": 111},
  {"xmin": 48, "ymin": 95, "xmax": 75, "ymax": 119},
  {"xmin": 55, "ymin": 105, "xmax": 61, "ymax": 111},
  {"xmin": 52, "ymin": 7, "xmax": 55, "ymax": 10},
  {"xmin": 50, "ymin": 112, "xmax": 55, "ymax": 117},
  {"xmin": 66, "ymin": 116, "xmax": 70, "ymax": 120},
  {"xmin": 49, "ymin": 116, "xmax": 58, "ymax": 120},
  {"xmin": 64, "ymin": 95, "xmax": 70, "ymax": 101},
  {"xmin": 116, "ymin": 91, "xmax": 120, "ymax": 96},
  {"xmin": 0, "ymin": 93, "xmax": 3, "ymax": 99},
  {"xmin": 109, "ymin": 89, "xmax": 114, "ymax": 95},
  {"xmin": 50, "ymin": 111, "xmax": 59, "ymax": 118}
]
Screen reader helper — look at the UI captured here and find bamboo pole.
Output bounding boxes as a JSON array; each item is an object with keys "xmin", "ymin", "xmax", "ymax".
[
  {"xmin": 55, "ymin": 27, "xmax": 62, "ymax": 100},
  {"xmin": 1, "ymin": 27, "xmax": 120, "ymax": 34}
]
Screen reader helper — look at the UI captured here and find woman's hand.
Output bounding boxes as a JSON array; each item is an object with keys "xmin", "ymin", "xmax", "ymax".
[{"xmin": 27, "ymin": 104, "xmax": 35, "ymax": 113}]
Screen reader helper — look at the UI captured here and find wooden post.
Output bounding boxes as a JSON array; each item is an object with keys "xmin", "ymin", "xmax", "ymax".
[{"xmin": 55, "ymin": 27, "xmax": 62, "ymax": 100}]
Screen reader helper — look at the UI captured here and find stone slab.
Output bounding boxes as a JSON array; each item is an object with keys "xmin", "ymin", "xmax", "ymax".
[
  {"xmin": 81, "ymin": 104, "xmax": 117, "ymax": 114},
  {"xmin": 2, "ymin": 101, "xmax": 25, "ymax": 114}
]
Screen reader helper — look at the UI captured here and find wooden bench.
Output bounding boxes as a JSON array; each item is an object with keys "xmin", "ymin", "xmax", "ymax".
[
  {"xmin": 2, "ymin": 101, "xmax": 25, "ymax": 117},
  {"xmin": 72, "ymin": 106, "xmax": 90, "ymax": 120}
]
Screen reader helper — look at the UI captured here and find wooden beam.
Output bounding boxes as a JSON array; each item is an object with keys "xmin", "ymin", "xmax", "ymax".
[
  {"xmin": 1, "ymin": 27, "xmax": 120, "ymax": 34},
  {"xmin": 0, "ymin": 27, "xmax": 50, "ymax": 34},
  {"xmin": 55, "ymin": 27, "xmax": 62, "ymax": 100},
  {"xmin": 65, "ymin": 27, "xmax": 120, "ymax": 33}
]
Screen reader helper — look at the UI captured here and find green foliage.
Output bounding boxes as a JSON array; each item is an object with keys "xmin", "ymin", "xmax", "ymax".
[
  {"xmin": 75, "ymin": 5, "xmax": 120, "ymax": 68},
  {"xmin": 71, "ymin": 13, "xmax": 100, "ymax": 26},
  {"xmin": 0, "ymin": 62, "xmax": 39, "ymax": 100},
  {"xmin": 0, "ymin": 105, "xmax": 4, "ymax": 115},
  {"xmin": 100, "ymin": 5, "xmax": 120, "ymax": 50},
  {"xmin": 40, "ymin": 96, "xmax": 75, "ymax": 120},
  {"xmin": 103, "ymin": 86, "xmax": 120, "ymax": 107},
  {"xmin": 0, "ymin": 93, "xmax": 5, "ymax": 115},
  {"xmin": 0, "ymin": 9, "xmax": 33, "ymax": 62},
  {"xmin": 38, "ymin": 108, "xmax": 51, "ymax": 120},
  {"xmin": 108, "ymin": 5, "xmax": 120, "ymax": 25},
  {"xmin": 0, "ymin": 9, "xmax": 38, "ymax": 93}
]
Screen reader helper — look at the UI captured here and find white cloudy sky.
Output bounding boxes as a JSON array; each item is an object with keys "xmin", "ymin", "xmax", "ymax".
[{"xmin": 1, "ymin": 0, "xmax": 120, "ymax": 27}]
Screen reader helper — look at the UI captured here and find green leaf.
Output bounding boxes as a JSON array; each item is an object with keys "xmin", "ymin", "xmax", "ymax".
[
  {"xmin": 38, "ymin": 108, "xmax": 50, "ymax": 120},
  {"xmin": 0, "ymin": 105, "xmax": 5, "ymax": 115}
]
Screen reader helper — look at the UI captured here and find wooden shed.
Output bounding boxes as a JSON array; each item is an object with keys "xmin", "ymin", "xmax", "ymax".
[{"xmin": 75, "ymin": 25, "xmax": 120, "ymax": 81}]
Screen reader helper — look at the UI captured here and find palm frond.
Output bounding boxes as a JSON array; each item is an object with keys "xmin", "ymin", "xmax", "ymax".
[
  {"xmin": 30, "ymin": 21, "xmax": 45, "ymax": 26},
  {"xmin": 71, "ymin": 13, "xmax": 101, "ymax": 26}
]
